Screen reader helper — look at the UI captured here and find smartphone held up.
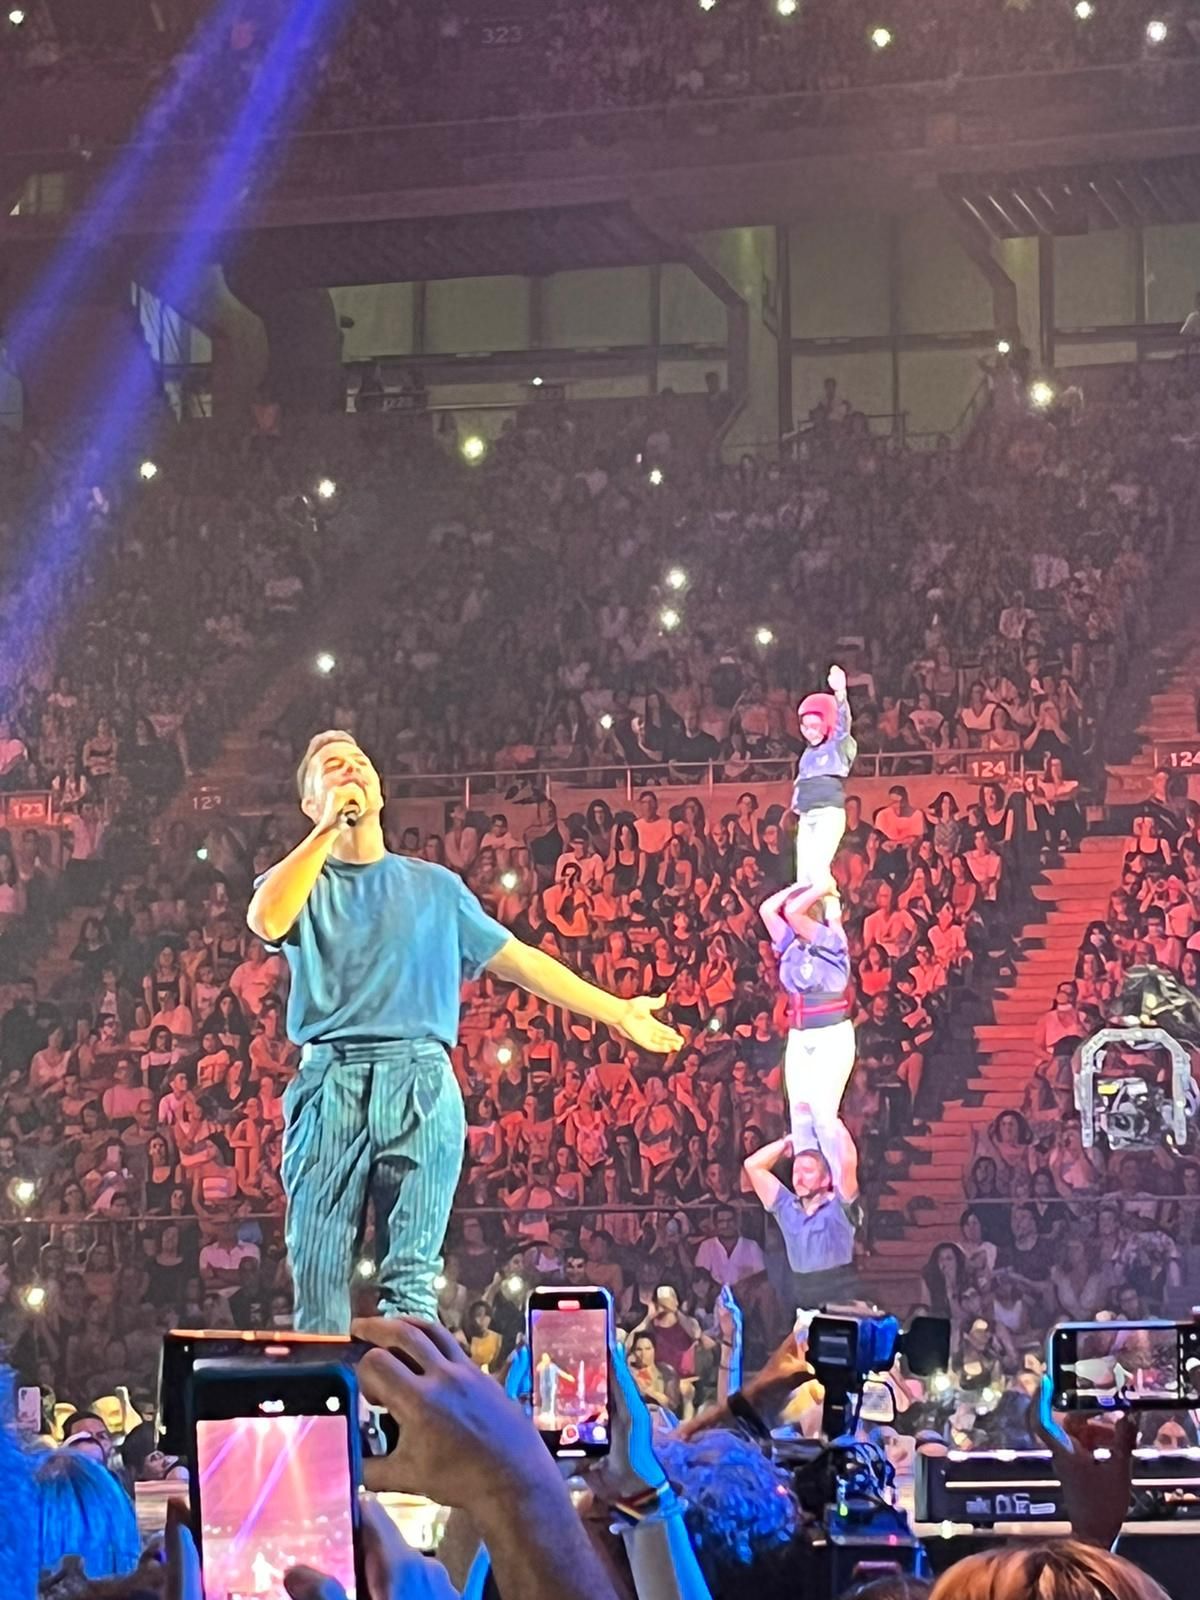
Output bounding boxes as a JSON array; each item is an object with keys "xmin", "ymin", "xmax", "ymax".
[
  {"xmin": 528, "ymin": 1284, "xmax": 613, "ymax": 1460},
  {"xmin": 1049, "ymin": 1319, "xmax": 1200, "ymax": 1413},
  {"xmin": 188, "ymin": 1362, "xmax": 367, "ymax": 1600}
]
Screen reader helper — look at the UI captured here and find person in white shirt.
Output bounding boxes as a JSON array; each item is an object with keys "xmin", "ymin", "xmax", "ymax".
[
  {"xmin": 694, "ymin": 1205, "xmax": 766, "ymax": 1288},
  {"xmin": 481, "ymin": 813, "xmax": 521, "ymax": 861},
  {"xmin": 0, "ymin": 718, "xmax": 27, "ymax": 783},
  {"xmin": 554, "ymin": 832, "xmax": 605, "ymax": 893},
  {"xmin": 229, "ymin": 938, "xmax": 288, "ymax": 1017},
  {"xmin": 199, "ymin": 1216, "xmax": 261, "ymax": 1297},
  {"xmin": 634, "ymin": 792, "xmax": 674, "ymax": 859}
]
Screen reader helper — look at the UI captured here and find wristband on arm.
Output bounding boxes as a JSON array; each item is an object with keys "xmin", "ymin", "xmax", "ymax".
[{"xmin": 613, "ymin": 1483, "xmax": 683, "ymax": 1526}]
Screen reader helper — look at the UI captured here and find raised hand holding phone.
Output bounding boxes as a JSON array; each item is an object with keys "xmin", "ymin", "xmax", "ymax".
[
  {"xmin": 592, "ymin": 1331, "xmax": 670, "ymax": 1505},
  {"xmin": 1033, "ymin": 1375, "xmax": 1139, "ymax": 1550},
  {"xmin": 351, "ymin": 1316, "xmax": 554, "ymax": 1510},
  {"xmin": 349, "ymin": 1316, "xmax": 621, "ymax": 1600}
]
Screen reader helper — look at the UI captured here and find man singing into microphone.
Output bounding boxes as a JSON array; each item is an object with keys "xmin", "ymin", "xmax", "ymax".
[{"xmin": 248, "ymin": 730, "xmax": 683, "ymax": 1333}]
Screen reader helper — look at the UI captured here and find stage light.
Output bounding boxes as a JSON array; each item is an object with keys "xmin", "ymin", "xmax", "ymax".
[
  {"xmin": 316, "ymin": 477, "xmax": 336, "ymax": 500},
  {"xmin": 196, "ymin": 846, "xmax": 209, "ymax": 861},
  {"xmin": 497, "ymin": 1044, "xmax": 514, "ymax": 1066},
  {"xmin": 699, "ymin": 0, "xmax": 717, "ymax": 9},
  {"xmin": 1073, "ymin": 0, "xmax": 1093, "ymax": 17},
  {"xmin": 9, "ymin": 1177, "xmax": 35, "ymax": 1208},
  {"xmin": 755, "ymin": 625, "xmax": 775, "ymax": 646},
  {"xmin": 500, "ymin": 870, "xmax": 518, "ymax": 891},
  {"xmin": 531, "ymin": 375, "xmax": 543, "ymax": 387},
  {"xmin": 8, "ymin": 8, "xmax": 25, "ymax": 23},
  {"xmin": 461, "ymin": 434, "xmax": 487, "ymax": 463},
  {"xmin": 315, "ymin": 651, "xmax": 336, "ymax": 675},
  {"xmin": 869, "ymin": 25, "xmax": 892, "ymax": 48},
  {"xmin": 665, "ymin": 566, "xmax": 688, "ymax": 591},
  {"xmin": 1029, "ymin": 379, "xmax": 1055, "ymax": 409},
  {"xmin": 776, "ymin": 0, "xmax": 797, "ymax": 15},
  {"xmin": 659, "ymin": 607, "xmax": 680, "ymax": 631},
  {"xmin": 20, "ymin": 1283, "xmax": 45, "ymax": 1312},
  {"xmin": 138, "ymin": 459, "xmax": 159, "ymax": 481},
  {"xmin": 599, "ymin": 712, "xmax": 614, "ymax": 730},
  {"xmin": 1146, "ymin": 17, "xmax": 1167, "ymax": 42},
  {"xmin": 356, "ymin": 1258, "xmax": 376, "ymax": 1279},
  {"xmin": 996, "ymin": 338, "xmax": 1011, "ymax": 355},
  {"xmin": 648, "ymin": 467, "xmax": 664, "ymax": 486}
]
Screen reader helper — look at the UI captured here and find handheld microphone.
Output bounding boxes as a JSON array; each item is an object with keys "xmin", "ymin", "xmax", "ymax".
[{"xmin": 342, "ymin": 802, "xmax": 362, "ymax": 829}]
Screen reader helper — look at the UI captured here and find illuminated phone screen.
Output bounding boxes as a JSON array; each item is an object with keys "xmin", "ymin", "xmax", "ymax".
[
  {"xmin": 529, "ymin": 1305, "xmax": 610, "ymax": 1454},
  {"xmin": 195, "ymin": 1412, "xmax": 357, "ymax": 1598}
]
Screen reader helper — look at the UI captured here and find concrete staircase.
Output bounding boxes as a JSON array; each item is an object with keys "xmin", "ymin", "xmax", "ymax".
[
  {"xmin": 863, "ymin": 834, "xmax": 1128, "ymax": 1303},
  {"xmin": 1105, "ymin": 659, "xmax": 1200, "ymax": 810}
]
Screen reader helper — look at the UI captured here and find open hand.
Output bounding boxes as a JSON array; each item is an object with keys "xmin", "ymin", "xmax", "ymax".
[
  {"xmin": 616, "ymin": 995, "xmax": 684, "ymax": 1054},
  {"xmin": 1032, "ymin": 1376, "xmax": 1138, "ymax": 1549},
  {"xmin": 350, "ymin": 1317, "xmax": 561, "ymax": 1513}
]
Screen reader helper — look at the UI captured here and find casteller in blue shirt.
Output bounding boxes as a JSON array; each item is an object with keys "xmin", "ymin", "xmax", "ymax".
[
  {"xmin": 258, "ymin": 853, "xmax": 509, "ymax": 1047},
  {"xmin": 769, "ymin": 1187, "xmax": 855, "ymax": 1275}
]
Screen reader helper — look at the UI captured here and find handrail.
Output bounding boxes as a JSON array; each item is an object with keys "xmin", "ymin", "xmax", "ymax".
[
  {"xmin": 188, "ymin": 750, "xmax": 1032, "ymax": 813},
  {"xmin": 7, "ymin": 53, "xmax": 1199, "ymax": 164}
]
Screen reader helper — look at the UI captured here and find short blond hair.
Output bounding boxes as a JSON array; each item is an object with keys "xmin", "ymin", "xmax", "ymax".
[
  {"xmin": 929, "ymin": 1540, "xmax": 1169, "ymax": 1600},
  {"xmin": 296, "ymin": 729, "xmax": 357, "ymax": 800}
]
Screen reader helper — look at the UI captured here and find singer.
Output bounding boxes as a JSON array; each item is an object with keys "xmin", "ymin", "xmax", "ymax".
[{"xmin": 247, "ymin": 730, "xmax": 684, "ymax": 1333}]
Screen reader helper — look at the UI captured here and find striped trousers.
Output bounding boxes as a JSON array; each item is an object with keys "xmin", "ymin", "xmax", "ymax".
[{"xmin": 281, "ymin": 1038, "xmax": 465, "ymax": 1333}]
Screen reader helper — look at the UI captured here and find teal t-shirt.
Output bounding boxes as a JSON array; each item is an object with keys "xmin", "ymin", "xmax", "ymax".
[{"xmin": 258, "ymin": 854, "xmax": 510, "ymax": 1047}]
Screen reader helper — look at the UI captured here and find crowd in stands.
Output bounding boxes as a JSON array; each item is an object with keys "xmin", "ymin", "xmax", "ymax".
[
  {"xmin": 0, "ymin": 358, "xmax": 1195, "ymax": 1473},
  {"xmin": 7, "ymin": 0, "xmax": 1200, "ymax": 143},
  {"xmin": 922, "ymin": 764, "xmax": 1200, "ymax": 1450},
  {"xmin": 296, "ymin": 363, "xmax": 1185, "ymax": 794}
]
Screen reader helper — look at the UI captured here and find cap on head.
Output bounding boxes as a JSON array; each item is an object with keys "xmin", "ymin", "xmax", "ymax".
[{"xmin": 296, "ymin": 729, "xmax": 357, "ymax": 799}]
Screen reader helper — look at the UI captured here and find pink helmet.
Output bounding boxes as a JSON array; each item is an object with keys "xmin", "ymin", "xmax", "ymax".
[{"xmin": 797, "ymin": 692, "xmax": 837, "ymax": 739}]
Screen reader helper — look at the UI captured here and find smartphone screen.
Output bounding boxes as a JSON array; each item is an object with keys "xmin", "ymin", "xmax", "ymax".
[
  {"xmin": 528, "ymin": 1287, "xmax": 611, "ymax": 1458},
  {"xmin": 191, "ymin": 1367, "xmax": 360, "ymax": 1598},
  {"xmin": 1050, "ymin": 1321, "xmax": 1200, "ymax": 1411}
]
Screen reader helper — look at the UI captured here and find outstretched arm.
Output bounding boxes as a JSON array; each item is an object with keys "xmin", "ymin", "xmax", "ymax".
[
  {"xmin": 743, "ymin": 1134, "xmax": 792, "ymax": 1209},
  {"xmin": 486, "ymin": 938, "xmax": 684, "ymax": 1054}
]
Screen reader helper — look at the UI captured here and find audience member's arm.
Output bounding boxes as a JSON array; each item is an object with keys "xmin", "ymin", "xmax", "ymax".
[
  {"xmin": 743, "ymin": 1134, "xmax": 791, "ymax": 1209},
  {"xmin": 350, "ymin": 1317, "xmax": 621, "ymax": 1600},
  {"xmin": 593, "ymin": 1329, "xmax": 713, "ymax": 1600},
  {"xmin": 1032, "ymin": 1377, "xmax": 1139, "ymax": 1551},
  {"xmin": 677, "ymin": 1328, "xmax": 814, "ymax": 1443}
]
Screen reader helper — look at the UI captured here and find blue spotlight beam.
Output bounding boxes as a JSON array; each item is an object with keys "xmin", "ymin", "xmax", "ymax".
[
  {"xmin": 4, "ymin": 0, "xmax": 249, "ymax": 376},
  {"xmin": 3, "ymin": 0, "xmax": 346, "ymax": 682}
]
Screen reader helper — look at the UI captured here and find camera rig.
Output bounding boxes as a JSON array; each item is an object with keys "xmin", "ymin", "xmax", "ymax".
[{"xmin": 1075, "ymin": 1025, "xmax": 1195, "ymax": 1151}]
